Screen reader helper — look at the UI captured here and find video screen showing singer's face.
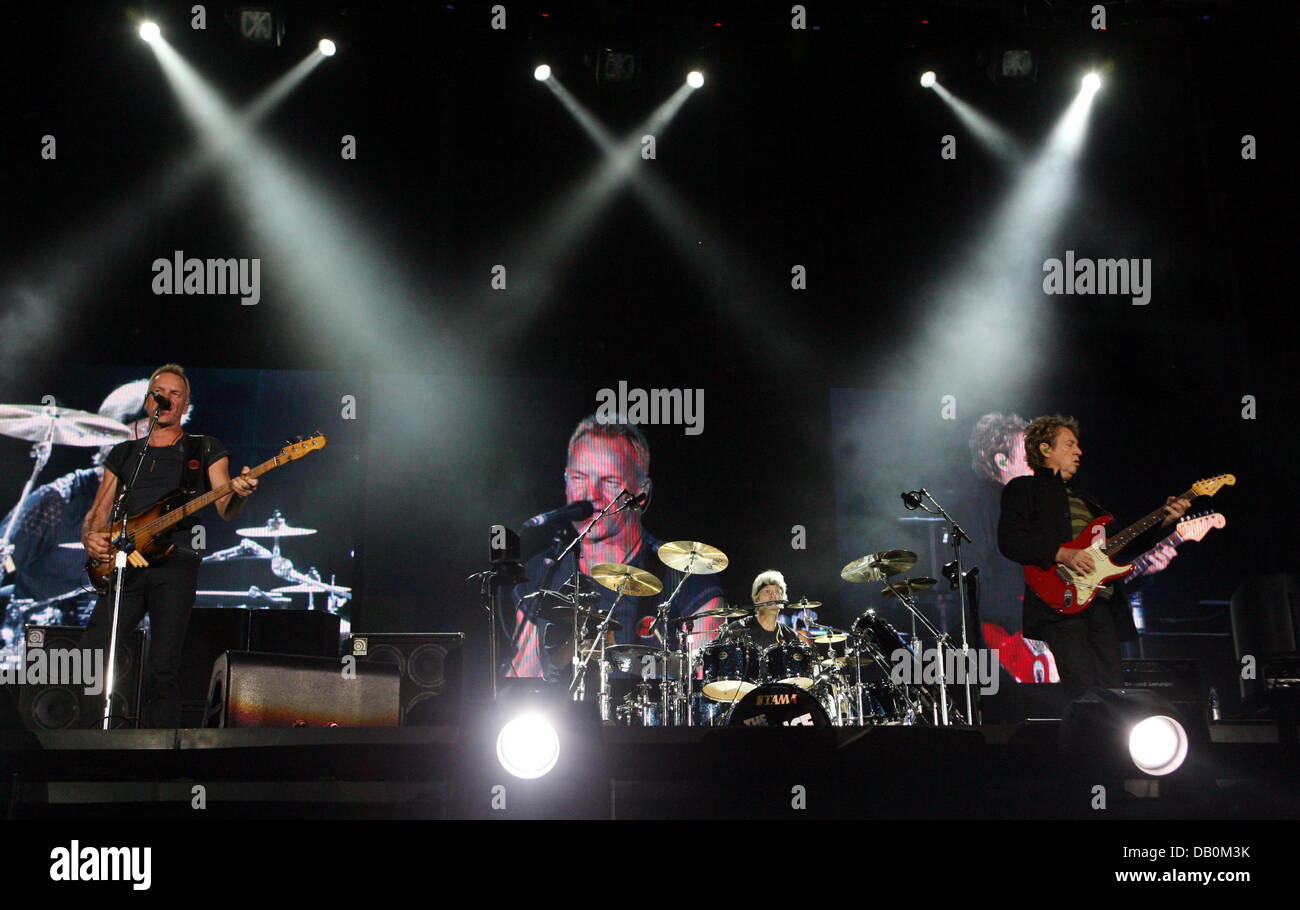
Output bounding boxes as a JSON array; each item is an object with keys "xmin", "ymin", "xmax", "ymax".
[{"xmin": 563, "ymin": 434, "xmax": 647, "ymax": 541}]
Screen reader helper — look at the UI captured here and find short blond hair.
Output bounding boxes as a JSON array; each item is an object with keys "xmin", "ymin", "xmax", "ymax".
[
  {"xmin": 751, "ymin": 569, "xmax": 787, "ymax": 603},
  {"xmin": 149, "ymin": 363, "xmax": 191, "ymax": 401}
]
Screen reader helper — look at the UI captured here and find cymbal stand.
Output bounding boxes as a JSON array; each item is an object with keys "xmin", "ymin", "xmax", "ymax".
[
  {"xmin": 653, "ymin": 554, "xmax": 697, "ymax": 726},
  {"xmin": 886, "ymin": 584, "xmax": 952, "ymax": 725},
  {"xmin": 569, "ymin": 587, "xmax": 625, "ymax": 724}
]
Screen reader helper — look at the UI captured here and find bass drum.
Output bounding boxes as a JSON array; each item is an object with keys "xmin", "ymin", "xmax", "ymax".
[{"xmin": 725, "ymin": 683, "xmax": 833, "ymax": 727}]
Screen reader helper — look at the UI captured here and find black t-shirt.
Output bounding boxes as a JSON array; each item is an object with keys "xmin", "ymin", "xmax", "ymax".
[
  {"xmin": 729, "ymin": 616, "xmax": 782, "ymax": 650},
  {"xmin": 104, "ymin": 435, "xmax": 228, "ymax": 544}
]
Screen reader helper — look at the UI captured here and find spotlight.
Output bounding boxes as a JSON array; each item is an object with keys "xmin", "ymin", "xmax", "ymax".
[
  {"xmin": 496, "ymin": 713, "xmax": 560, "ymax": 779},
  {"xmin": 1082, "ymin": 72, "xmax": 1101, "ymax": 93},
  {"xmin": 687, "ymin": 70, "xmax": 704, "ymax": 89},
  {"xmin": 139, "ymin": 21, "xmax": 161, "ymax": 43},
  {"xmin": 534, "ymin": 64, "xmax": 552, "ymax": 82},
  {"xmin": 920, "ymin": 71, "xmax": 936, "ymax": 88},
  {"xmin": 318, "ymin": 38, "xmax": 336, "ymax": 57},
  {"xmin": 1128, "ymin": 715, "xmax": 1188, "ymax": 776}
]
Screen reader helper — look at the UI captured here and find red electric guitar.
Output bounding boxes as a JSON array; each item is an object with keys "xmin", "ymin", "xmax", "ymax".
[{"xmin": 1024, "ymin": 474, "xmax": 1234, "ymax": 614}]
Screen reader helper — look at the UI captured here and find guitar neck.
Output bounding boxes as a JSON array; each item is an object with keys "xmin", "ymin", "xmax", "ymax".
[
  {"xmin": 1101, "ymin": 486, "xmax": 1196, "ymax": 555},
  {"xmin": 143, "ymin": 456, "xmax": 282, "ymax": 534}
]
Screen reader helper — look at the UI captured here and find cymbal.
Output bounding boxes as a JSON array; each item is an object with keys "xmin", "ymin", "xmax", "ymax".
[
  {"xmin": 538, "ymin": 604, "xmax": 624, "ymax": 631},
  {"xmin": 689, "ymin": 604, "xmax": 753, "ymax": 620},
  {"xmin": 882, "ymin": 576, "xmax": 938, "ymax": 598},
  {"xmin": 840, "ymin": 549, "xmax": 918, "ymax": 583},
  {"xmin": 272, "ymin": 581, "xmax": 352, "ymax": 595},
  {"xmin": 58, "ymin": 541, "xmax": 85, "ymax": 549},
  {"xmin": 657, "ymin": 540, "xmax": 729, "ymax": 575},
  {"xmin": 590, "ymin": 563, "xmax": 663, "ymax": 597},
  {"xmin": 812, "ymin": 631, "xmax": 849, "ymax": 644},
  {"xmin": 790, "ymin": 598, "xmax": 822, "ymax": 609},
  {"xmin": 0, "ymin": 404, "xmax": 132, "ymax": 447},
  {"xmin": 236, "ymin": 510, "xmax": 317, "ymax": 539},
  {"xmin": 195, "ymin": 587, "xmax": 292, "ymax": 604}
]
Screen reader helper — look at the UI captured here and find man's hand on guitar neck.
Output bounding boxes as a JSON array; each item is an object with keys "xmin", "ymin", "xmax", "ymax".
[{"xmin": 1160, "ymin": 495, "xmax": 1192, "ymax": 528}]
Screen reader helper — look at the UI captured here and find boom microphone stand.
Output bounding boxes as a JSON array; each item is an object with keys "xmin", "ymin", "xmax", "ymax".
[{"xmin": 100, "ymin": 401, "xmax": 167, "ymax": 730}]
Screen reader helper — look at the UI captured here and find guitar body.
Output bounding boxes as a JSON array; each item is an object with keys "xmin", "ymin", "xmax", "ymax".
[
  {"xmin": 1023, "ymin": 516, "xmax": 1135, "ymax": 615},
  {"xmin": 85, "ymin": 490, "xmax": 189, "ymax": 594}
]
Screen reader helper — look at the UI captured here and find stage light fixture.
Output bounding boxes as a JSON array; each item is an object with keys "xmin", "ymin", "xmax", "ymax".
[
  {"xmin": 1128, "ymin": 715, "xmax": 1188, "ymax": 776},
  {"xmin": 318, "ymin": 38, "xmax": 336, "ymax": 57},
  {"xmin": 687, "ymin": 71, "xmax": 704, "ymax": 89},
  {"xmin": 1001, "ymin": 49, "xmax": 1034, "ymax": 79},
  {"xmin": 920, "ymin": 71, "xmax": 936, "ymax": 88},
  {"xmin": 534, "ymin": 64, "xmax": 552, "ymax": 82},
  {"xmin": 139, "ymin": 22, "xmax": 161, "ymax": 42},
  {"xmin": 1082, "ymin": 72, "xmax": 1101, "ymax": 93},
  {"xmin": 496, "ymin": 712, "xmax": 560, "ymax": 779},
  {"xmin": 238, "ymin": 6, "xmax": 281, "ymax": 46},
  {"xmin": 596, "ymin": 49, "xmax": 639, "ymax": 85}
]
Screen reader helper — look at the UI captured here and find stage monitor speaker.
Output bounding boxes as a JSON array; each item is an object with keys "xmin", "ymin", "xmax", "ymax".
[
  {"xmin": 19, "ymin": 624, "xmax": 145, "ymax": 729},
  {"xmin": 204, "ymin": 651, "xmax": 400, "ymax": 728},
  {"xmin": 347, "ymin": 633, "xmax": 464, "ymax": 726},
  {"xmin": 248, "ymin": 609, "xmax": 340, "ymax": 658},
  {"xmin": 180, "ymin": 608, "xmax": 251, "ymax": 728}
]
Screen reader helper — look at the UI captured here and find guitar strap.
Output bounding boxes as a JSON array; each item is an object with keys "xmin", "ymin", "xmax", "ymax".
[{"xmin": 180, "ymin": 434, "xmax": 210, "ymax": 495}]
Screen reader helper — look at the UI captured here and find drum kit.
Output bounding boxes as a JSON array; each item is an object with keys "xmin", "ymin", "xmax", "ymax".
[{"xmin": 549, "ymin": 539, "xmax": 965, "ymax": 729}]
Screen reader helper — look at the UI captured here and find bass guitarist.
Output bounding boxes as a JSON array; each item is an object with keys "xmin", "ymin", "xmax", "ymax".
[
  {"xmin": 79, "ymin": 364, "xmax": 258, "ymax": 728},
  {"xmin": 997, "ymin": 415, "xmax": 1189, "ymax": 701}
]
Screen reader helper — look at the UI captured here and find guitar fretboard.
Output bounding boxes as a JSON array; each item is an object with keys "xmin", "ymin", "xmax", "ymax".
[
  {"xmin": 1101, "ymin": 486, "xmax": 1196, "ymax": 555},
  {"xmin": 135, "ymin": 455, "xmax": 286, "ymax": 537}
]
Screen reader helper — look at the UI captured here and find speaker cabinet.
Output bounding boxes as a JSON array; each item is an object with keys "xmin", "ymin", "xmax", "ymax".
[
  {"xmin": 346, "ymin": 633, "xmax": 464, "ymax": 726},
  {"xmin": 248, "ymin": 609, "xmax": 340, "ymax": 658},
  {"xmin": 180, "ymin": 608, "xmax": 252, "ymax": 727},
  {"xmin": 19, "ymin": 624, "xmax": 145, "ymax": 729},
  {"xmin": 204, "ymin": 651, "xmax": 400, "ymax": 728}
]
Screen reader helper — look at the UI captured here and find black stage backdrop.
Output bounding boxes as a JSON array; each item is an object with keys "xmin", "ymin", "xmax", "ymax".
[{"xmin": 1, "ymin": 1, "xmax": 1296, "ymax": 700}]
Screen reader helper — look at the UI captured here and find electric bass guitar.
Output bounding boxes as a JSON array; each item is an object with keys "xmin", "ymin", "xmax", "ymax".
[
  {"xmin": 85, "ymin": 434, "xmax": 327, "ymax": 593},
  {"xmin": 1127, "ymin": 511, "xmax": 1226, "ymax": 577},
  {"xmin": 1023, "ymin": 474, "xmax": 1234, "ymax": 614}
]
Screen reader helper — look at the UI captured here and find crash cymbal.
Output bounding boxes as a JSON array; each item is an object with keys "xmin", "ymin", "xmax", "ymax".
[
  {"xmin": 0, "ymin": 404, "xmax": 133, "ymax": 447},
  {"xmin": 236, "ymin": 510, "xmax": 317, "ymax": 538},
  {"xmin": 840, "ymin": 549, "xmax": 918, "ymax": 583},
  {"xmin": 590, "ymin": 563, "xmax": 663, "ymax": 597},
  {"xmin": 881, "ymin": 576, "xmax": 938, "ymax": 598},
  {"xmin": 657, "ymin": 540, "xmax": 729, "ymax": 575},
  {"xmin": 537, "ymin": 604, "xmax": 624, "ymax": 631}
]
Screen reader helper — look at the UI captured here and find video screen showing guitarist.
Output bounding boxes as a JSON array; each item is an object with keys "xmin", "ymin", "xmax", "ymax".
[
  {"xmin": 79, "ymin": 364, "xmax": 258, "ymax": 728},
  {"xmin": 997, "ymin": 415, "xmax": 1189, "ymax": 701}
]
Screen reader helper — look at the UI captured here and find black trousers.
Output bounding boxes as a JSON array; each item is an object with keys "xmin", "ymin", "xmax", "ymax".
[
  {"xmin": 1039, "ymin": 600, "xmax": 1124, "ymax": 703},
  {"xmin": 80, "ymin": 551, "xmax": 199, "ymax": 728}
]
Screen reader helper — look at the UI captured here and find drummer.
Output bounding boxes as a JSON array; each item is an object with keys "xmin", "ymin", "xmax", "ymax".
[{"xmin": 728, "ymin": 569, "xmax": 790, "ymax": 648}]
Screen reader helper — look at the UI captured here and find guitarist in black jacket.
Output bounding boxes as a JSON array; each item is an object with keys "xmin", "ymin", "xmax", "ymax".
[{"xmin": 997, "ymin": 415, "xmax": 1190, "ymax": 701}]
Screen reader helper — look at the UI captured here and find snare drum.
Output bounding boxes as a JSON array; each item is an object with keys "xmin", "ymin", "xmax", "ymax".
[
  {"xmin": 763, "ymin": 639, "xmax": 817, "ymax": 689},
  {"xmin": 700, "ymin": 636, "xmax": 762, "ymax": 702}
]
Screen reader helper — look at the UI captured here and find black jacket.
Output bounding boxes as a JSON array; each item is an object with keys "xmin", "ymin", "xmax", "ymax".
[{"xmin": 997, "ymin": 467, "xmax": 1165, "ymax": 641}]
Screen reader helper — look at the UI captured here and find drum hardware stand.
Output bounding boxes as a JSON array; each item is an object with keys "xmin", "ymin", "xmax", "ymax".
[
  {"xmin": 900, "ymin": 488, "xmax": 979, "ymax": 725},
  {"xmin": 651, "ymin": 550, "xmax": 698, "ymax": 726}
]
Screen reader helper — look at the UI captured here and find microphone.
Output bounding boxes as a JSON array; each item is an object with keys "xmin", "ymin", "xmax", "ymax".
[
  {"xmin": 615, "ymin": 491, "xmax": 648, "ymax": 513},
  {"xmin": 520, "ymin": 500, "xmax": 594, "ymax": 530},
  {"xmin": 901, "ymin": 490, "xmax": 924, "ymax": 511},
  {"xmin": 151, "ymin": 391, "xmax": 173, "ymax": 412}
]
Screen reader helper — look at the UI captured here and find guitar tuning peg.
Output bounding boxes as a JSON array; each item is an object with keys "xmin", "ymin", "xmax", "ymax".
[{"xmin": 284, "ymin": 438, "xmax": 295, "ymax": 447}]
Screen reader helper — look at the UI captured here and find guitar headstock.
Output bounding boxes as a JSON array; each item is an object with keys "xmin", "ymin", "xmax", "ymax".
[
  {"xmin": 1191, "ymin": 474, "xmax": 1235, "ymax": 498},
  {"xmin": 279, "ymin": 432, "xmax": 328, "ymax": 461},
  {"xmin": 1176, "ymin": 511, "xmax": 1226, "ymax": 543}
]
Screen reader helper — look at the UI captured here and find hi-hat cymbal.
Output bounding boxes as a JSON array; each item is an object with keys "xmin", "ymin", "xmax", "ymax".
[
  {"xmin": 657, "ymin": 541, "xmax": 729, "ymax": 575},
  {"xmin": 0, "ymin": 404, "xmax": 133, "ymax": 447},
  {"xmin": 840, "ymin": 549, "xmax": 918, "ymax": 583},
  {"xmin": 590, "ymin": 563, "xmax": 663, "ymax": 597},
  {"xmin": 237, "ymin": 510, "xmax": 317, "ymax": 539},
  {"xmin": 881, "ymin": 576, "xmax": 938, "ymax": 598},
  {"xmin": 537, "ymin": 604, "xmax": 624, "ymax": 631}
]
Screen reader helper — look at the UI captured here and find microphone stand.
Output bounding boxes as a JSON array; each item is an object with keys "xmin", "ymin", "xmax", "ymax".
[
  {"xmin": 101, "ymin": 405, "xmax": 167, "ymax": 730},
  {"xmin": 906, "ymin": 488, "xmax": 978, "ymax": 725}
]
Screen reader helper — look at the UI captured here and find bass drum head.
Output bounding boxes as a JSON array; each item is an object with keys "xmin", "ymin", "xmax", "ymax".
[{"xmin": 726, "ymin": 683, "xmax": 833, "ymax": 727}]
